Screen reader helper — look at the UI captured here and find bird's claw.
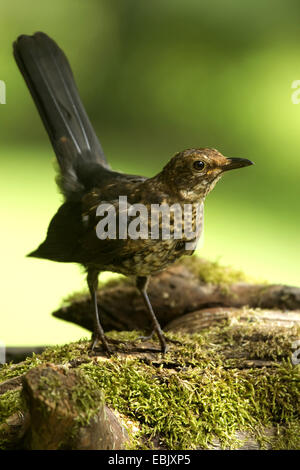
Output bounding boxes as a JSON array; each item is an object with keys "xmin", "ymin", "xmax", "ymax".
[
  {"xmin": 137, "ymin": 331, "xmax": 155, "ymax": 342},
  {"xmin": 91, "ymin": 333, "xmax": 112, "ymax": 356}
]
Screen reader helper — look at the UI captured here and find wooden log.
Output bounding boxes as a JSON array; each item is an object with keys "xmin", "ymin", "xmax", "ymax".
[
  {"xmin": 1, "ymin": 305, "xmax": 299, "ymax": 451},
  {"xmin": 21, "ymin": 364, "xmax": 129, "ymax": 450},
  {"xmin": 52, "ymin": 263, "xmax": 300, "ymax": 333},
  {"xmin": 165, "ymin": 307, "xmax": 300, "ymax": 333}
]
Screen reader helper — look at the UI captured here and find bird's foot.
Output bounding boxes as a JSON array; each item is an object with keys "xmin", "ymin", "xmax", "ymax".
[
  {"xmin": 138, "ymin": 330, "xmax": 181, "ymax": 351},
  {"xmin": 90, "ymin": 330, "xmax": 175, "ymax": 355},
  {"xmin": 160, "ymin": 339, "xmax": 168, "ymax": 354},
  {"xmin": 90, "ymin": 332, "xmax": 112, "ymax": 356},
  {"xmin": 165, "ymin": 337, "xmax": 183, "ymax": 346},
  {"xmin": 137, "ymin": 331, "xmax": 155, "ymax": 342},
  {"xmin": 149, "ymin": 329, "xmax": 168, "ymax": 354}
]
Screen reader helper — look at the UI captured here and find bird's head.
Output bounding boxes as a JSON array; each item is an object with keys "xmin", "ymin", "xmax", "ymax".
[{"xmin": 160, "ymin": 148, "xmax": 253, "ymax": 201}]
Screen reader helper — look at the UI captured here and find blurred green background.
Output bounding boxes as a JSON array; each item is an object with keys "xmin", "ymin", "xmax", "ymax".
[{"xmin": 1, "ymin": 0, "xmax": 300, "ymax": 346}]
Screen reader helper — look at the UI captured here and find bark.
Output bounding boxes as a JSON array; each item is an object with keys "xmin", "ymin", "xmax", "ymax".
[
  {"xmin": 165, "ymin": 307, "xmax": 300, "ymax": 334},
  {"xmin": 0, "ymin": 364, "xmax": 129, "ymax": 450}
]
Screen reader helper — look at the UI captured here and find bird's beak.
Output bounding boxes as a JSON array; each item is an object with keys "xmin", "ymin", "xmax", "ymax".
[{"xmin": 222, "ymin": 157, "xmax": 254, "ymax": 172}]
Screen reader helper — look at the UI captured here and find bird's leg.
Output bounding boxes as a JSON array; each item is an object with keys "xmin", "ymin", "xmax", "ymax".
[
  {"xmin": 87, "ymin": 269, "xmax": 136, "ymax": 350},
  {"xmin": 87, "ymin": 268, "xmax": 111, "ymax": 354},
  {"xmin": 136, "ymin": 276, "xmax": 168, "ymax": 353}
]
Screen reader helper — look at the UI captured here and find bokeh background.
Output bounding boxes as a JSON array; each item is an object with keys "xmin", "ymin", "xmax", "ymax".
[{"xmin": 1, "ymin": 0, "xmax": 300, "ymax": 346}]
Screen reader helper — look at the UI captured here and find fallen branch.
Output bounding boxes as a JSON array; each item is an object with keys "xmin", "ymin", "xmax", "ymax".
[{"xmin": 53, "ymin": 261, "xmax": 300, "ymax": 333}]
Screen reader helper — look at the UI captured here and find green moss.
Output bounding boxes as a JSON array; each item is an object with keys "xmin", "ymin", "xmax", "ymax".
[
  {"xmin": 273, "ymin": 421, "xmax": 300, "ymax": 450},
  {"xmin": 70, "ymin": 370, "xmax": 105, "ymax": 427},
  {"xmin": 0, "ymin": 339, "xmax": 90, "ymax": 384},
  {"xmin": 206, "ymin": 316, "xmax": 300, "ymax": 362},
  {"xmin": 179, "ymin": 255, "xmax": 252, "ymax": 286},
  {"xmin": 0, "ymin": 356, "xmax": 42, "ymax": 383},
  {"xmin": 77, "ymin": 329, "xmax": 299, "ymax": 450},
  {"xmin": 0, "ymin": 317, "xmax": 299, "ymax": 450},
  {"xmin": 35, "ymin": 367, "xmax": 104, "ymax": 429},
  {"xmin": 0, "ymin": 389, "xmax": 26, "ymax": 449},
  {"xmin": 0, "ymin": 389, "xmax": 24, "ymax": 425}
]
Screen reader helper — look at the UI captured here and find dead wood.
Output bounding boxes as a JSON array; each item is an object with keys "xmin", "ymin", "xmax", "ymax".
[
  {"xmin": 52, "ymin": 263, "xmax": 300, "ymax": 333},
  {"xmin": 0, "ymin": 364, "xmax": 129, "ymax": 450}
]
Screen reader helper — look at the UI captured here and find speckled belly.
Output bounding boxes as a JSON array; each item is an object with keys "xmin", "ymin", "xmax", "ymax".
[
  {"xmin": 93, "ymin": 201, "xmax": 204, "ymax": 276},
  {"xmin": 103, "ymin": 238, "xmax": 196, "ymax": 276}
]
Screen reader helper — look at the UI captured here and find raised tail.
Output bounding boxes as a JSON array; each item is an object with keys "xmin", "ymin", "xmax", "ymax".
[{"xmin": 14, "ymin": 32, "xmax": 111, "ymax": 199}]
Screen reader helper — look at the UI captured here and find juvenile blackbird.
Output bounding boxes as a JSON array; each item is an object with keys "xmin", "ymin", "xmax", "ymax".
[{"xmin": 14, "ymin": 32, "xmax": 253, "ymax": 354}]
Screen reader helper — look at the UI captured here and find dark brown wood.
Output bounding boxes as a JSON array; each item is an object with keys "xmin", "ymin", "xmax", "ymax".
[{"xmin": 4, "ymin": 347, "xmax": 46, "ymax": 364}]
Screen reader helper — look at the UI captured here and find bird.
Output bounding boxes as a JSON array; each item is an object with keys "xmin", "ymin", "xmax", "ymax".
[{"xmin": 13, "ymin": 32, "xmax": 253, "ymax": 354}]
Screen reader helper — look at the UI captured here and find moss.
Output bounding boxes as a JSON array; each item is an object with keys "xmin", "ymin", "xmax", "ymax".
[
  {"xmin": 179, "ymin": 255, "xmax": 253, "ymax": 286},
  {"xmin": 206, "ymin": 315, "xmax": 300, "ymax": 362},
  {"xmin": 0, "ymin": 356, "xmax": 42, "ymax": 383},
  {"xmin": 273, "ymin": 421, "xmax": 300, "ymax": 450},
  {"xmin": 77, "ymin": 329, "xmax": 299, "ymax": 450},
  {"xmin": 19, "ymin": 365, "xmax": 105, "ymax": 449},
  {"xmin": 70, "ymin": 369, "xmax": 105, "ymax": 428},
  {"xmin": 0, "ymin": 339, "xmax": 90, "ymax": 383},
  {"xmin": 0, "ymin": 389, "xmax": 24, "ymax": 425},
  {"xmin": 0, "ymin": 316, "xmax": 299, "ymax": 450},
  {"xmin": 35, "ymin": 366, "xmax": 104, "ymax": 428},
  {"xmin": 0, "ymin": 389, "xmax": 26, "ymax": 449}
]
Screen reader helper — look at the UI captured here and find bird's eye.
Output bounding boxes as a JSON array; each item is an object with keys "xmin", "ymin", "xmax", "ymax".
[{"xmin": 193, "ymin": 160, "xmax": 205, "ymax": 171}]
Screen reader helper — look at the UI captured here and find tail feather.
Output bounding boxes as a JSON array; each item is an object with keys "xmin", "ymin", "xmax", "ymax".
[{"xmin": 13, "ymin": 32, "xmax": 110, "ymax": 199}]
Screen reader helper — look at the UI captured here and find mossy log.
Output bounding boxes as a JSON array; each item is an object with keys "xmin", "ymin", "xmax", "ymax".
[
  {"xmin": 22, "ymin": 364, "xmax": 128, "ymax": 450},
  {"xmin": 53, "ymin": 258, "xmax": 300, "ymax": 334},
  {"xmin": 1, "ymin": 257, "xmax": 299, "ymax": 450},
  {"xmin": 1, "ymin": 303, "xmax": 299, "ymax": 450},
  {"xmin": 0, "ymin": 364, "xmax": 129, "ymax": 450}
]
